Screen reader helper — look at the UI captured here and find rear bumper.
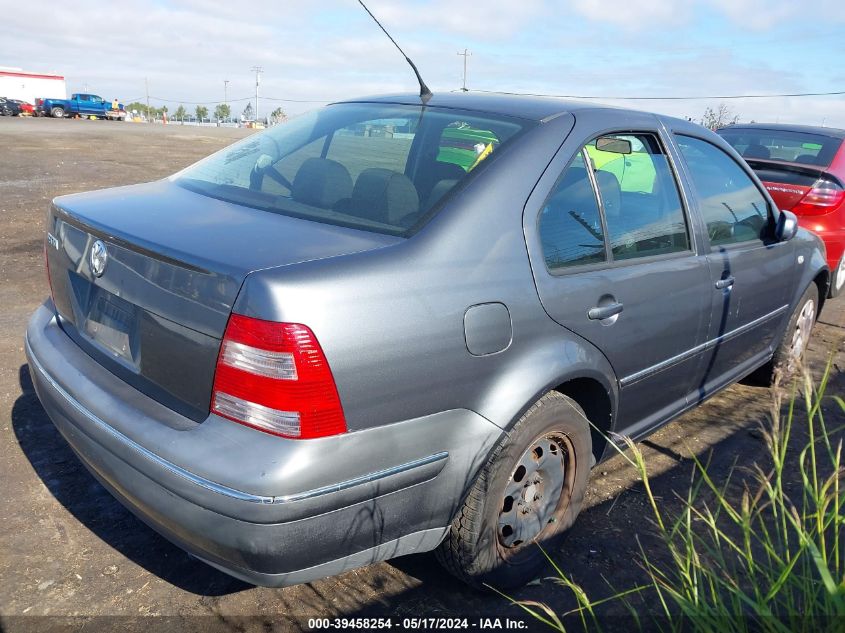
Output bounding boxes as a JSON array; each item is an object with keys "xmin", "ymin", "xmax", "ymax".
[{"xmin": 25, "ymin": 301, "xmax": 502, "ymax": 586}]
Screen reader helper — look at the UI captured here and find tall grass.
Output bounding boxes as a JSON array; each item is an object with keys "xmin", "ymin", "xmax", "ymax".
[{"xmin": 504, "ymin": 356, "xmax": 845, "ymax": 632}]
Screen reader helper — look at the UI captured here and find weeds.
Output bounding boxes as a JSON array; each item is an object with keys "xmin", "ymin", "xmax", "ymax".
[{"xmin": 499, "ymin": 356, "xmax": 844, "ymax": 632}]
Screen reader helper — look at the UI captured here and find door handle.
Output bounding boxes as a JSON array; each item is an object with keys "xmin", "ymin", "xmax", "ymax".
[
  {"xmin": 715, "ymin": 276, "xmax": 735, "ymax": 290},
  {"xmin": 588, "ymin": 302, "xmax": 624, "ymax": 320}
]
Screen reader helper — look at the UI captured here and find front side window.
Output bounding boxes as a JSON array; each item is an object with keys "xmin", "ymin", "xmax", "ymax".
[
  {"xmin": 175, "ymin": 103, "xmax": 528, "ymax": 236},
  {"xmin": 587, "ymin": 133, "xmax": 690, "ymax": 260},
  {"xmin": 676, "ymin": 135, "xmax": 771, "ymax": 247},
  {"xmin": 539, "ymin": 152, "xmax": 607, "ymax": 271}
]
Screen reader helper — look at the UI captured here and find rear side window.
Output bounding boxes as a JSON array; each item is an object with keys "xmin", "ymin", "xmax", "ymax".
[
  {"xmin": 175, "ymin": 103, "xmax": 528, "ymax": 237},
  {"xmin": 718, "ymin": 128, "xmax": 841, "ymax": 167},
  {"xmin": 676, "ymin": 135, "xmax": 771, "ymax": 247},
  {"xmin": 539, "ymin": 152, "xmax": 607, "ymax": 271},
  {"xmin": 587, "ymin": 133, "xmax": 690, "ymax": 260}
]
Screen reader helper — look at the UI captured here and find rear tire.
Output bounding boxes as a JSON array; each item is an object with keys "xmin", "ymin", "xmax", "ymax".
[
  {"xmin": 435, "ymin": 392, "xmax": 591, "ymax": 589},
  {"xmin": 51, "ymin": 107, "xmax": 64, "ymax": 118},
  {"xmin": 830, "ymin": 254, "xmax": 845, "ymax": 298}
]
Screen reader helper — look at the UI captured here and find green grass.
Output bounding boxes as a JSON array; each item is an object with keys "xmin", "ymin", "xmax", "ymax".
[{"xmin": 500, "ymin": 355, "xmax": 845, "ymax": 632}]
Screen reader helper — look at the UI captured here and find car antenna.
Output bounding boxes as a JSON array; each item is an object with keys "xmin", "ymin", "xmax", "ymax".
[{"xmin": 357, "ymin": 0, "xmax": 433, "ymax": 103}]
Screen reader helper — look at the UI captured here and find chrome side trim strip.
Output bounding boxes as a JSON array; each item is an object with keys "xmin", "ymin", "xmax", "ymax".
[
  {"xmin": 620, "ymin": 304, "xmax": 789, "ymax": 387},
  {"xmin": 26, "ymin": 338, "xmax": 448, "ymax": 505}
]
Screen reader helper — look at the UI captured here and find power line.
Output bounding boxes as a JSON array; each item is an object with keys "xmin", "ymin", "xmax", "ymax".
[
  {"xmin": 262, "ymin": 95, "xmax": 332, "ymax": 103},
  {"xmin": 141, "ymin": 95, "xmax": 253, "ymax": 105},
  {"xmin": 468, "ymin": 88, "xmax": 845, "ymax": 101},
  {"xmin": 124, "ymin": 94, "xmax": 332, "ymax": 105}
]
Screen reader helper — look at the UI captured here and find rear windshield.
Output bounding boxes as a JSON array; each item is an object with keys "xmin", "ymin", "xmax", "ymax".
[
  {"xmin": 174, "ymin": 103, "xmax": 531, "ymax": 236},
  {"xmin": 718, "ymin": 128, "xmax": 842, "ymax": 167}
]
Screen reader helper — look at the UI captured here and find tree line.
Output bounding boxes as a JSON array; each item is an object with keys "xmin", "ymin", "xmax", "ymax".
[{"xmin": 123, "ymin": 101, "xmax": 287, "ymax": 123}]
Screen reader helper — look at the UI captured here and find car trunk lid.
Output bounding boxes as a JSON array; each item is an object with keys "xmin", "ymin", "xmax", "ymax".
[
  {"xmin": 746, "ymin": 160, "xmax": 822, "ymax": 210},
  {"xmin": 45, "ymin": 179, "xmax": 401, "ymax": 421}
]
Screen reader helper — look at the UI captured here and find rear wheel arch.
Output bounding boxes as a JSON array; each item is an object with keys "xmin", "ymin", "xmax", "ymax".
[
  {"xmin": 553, "ymin": 377, "xmax": 614, "ymax": 465},
  {"xmin": 814, "ymin": 268, "xmax": 830, "ymax": 307},
  {"xmin": 493, "ymin": 364, "xmax": 617, "ymax": 465}
]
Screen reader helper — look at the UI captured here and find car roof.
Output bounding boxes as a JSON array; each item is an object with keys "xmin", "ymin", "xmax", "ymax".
[
  {"xmin": 332, "ymin": 92, "xmax": 628, "ymax": 122},
  {"xmin": 719, "ymin": 122, "xmax": 845, "ymax": 141}
]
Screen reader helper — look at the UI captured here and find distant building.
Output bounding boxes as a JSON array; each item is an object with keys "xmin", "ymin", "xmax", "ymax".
[{"xmin": 0, "ymin": 67, "xmax": 66, "ymax": 104}]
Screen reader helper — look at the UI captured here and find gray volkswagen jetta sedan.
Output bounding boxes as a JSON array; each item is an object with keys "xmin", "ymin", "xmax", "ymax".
[{"xmin": 26, "ymin": 93, "xmax": 829, "ymax": 588}]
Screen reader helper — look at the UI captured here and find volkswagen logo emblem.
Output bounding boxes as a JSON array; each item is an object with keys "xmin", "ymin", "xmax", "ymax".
[{"xmin": 89, "ymin": 240, "xmax": 108, "ymax": 278}]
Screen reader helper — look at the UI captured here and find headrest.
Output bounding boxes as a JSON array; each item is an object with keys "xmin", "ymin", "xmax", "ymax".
[
  {"xmin": 292, "ymin": 157, "xmax": 353, "ymax": 208},
  {"xmin": 743, "ymin": 144, "xmax": 770, "ymax": 160},
  {"xmin": 347, "ymin": 168, "xmax": 419, "ymax": 224}
]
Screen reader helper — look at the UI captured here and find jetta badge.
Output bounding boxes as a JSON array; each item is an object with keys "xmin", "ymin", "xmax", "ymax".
[{"xmin": 89, "ymin": 240, "xmax": 108, "ymax": 278}]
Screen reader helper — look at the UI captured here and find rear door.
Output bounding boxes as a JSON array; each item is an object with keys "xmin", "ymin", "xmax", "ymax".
[
  {"xmin": 524, "ymin": 111, "xmax": 712, "ymax": 437},
  {"xmin": 74, "ymin": 94, "xmax": 92, "ymax": 115},
  {"xmin": 671, "ymin": 134, "xmax": 795, "ymax": 395}
]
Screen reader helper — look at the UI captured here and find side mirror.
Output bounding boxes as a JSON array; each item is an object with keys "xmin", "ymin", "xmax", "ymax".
[{"xmin": 775, "ymin": 210, "xmax": 798, "ymax": 242}]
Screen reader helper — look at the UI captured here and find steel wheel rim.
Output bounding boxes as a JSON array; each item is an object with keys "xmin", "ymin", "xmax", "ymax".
[
  {"xmin": 788, "ymin": 298, "xmax": 815, "ymax": 372},
  {"xmin": 836, "ymin": 257, "xmax": 845, "ymax": 291},
  {"xmin": 497, "ymin": 432, "xmax": 573, "ymax": 551}
]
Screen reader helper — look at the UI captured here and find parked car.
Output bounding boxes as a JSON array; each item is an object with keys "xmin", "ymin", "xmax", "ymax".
[
  {"xmin": 9, "ymin": 99, "xmax": 34, "ymax": 116},
  {"xmin": 27, "ymin": 94, "xmax": 829, "ymax": 589},
  {"xmin": 0, "ymin": 97, "xmax": 21, "ymax": 116},
  {"xmin": 718, "ymin": 124, "xmax": 845, "ymax": 296},
  {"xmin": 35, "ymin": 93, "xmax": 126, "ymax": 120}
]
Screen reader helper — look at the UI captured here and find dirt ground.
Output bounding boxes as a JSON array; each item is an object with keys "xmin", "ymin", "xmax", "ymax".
[{"xmin": 0, "ymin": 117, "xmax": 843, "ymax": 632}]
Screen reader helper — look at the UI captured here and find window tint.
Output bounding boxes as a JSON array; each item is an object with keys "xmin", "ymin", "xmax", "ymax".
[
  {"xmin": 587, "ymin": 133, "xmax": 690, "ymax": 260},
  {"xmin": 676, "ymin": 135, "xmax": 770, "ymax": 247},
  {"xmin": 176, "ymin": 104, "xmax": 528, "ymax": 236},
  {"xmin": 539, "ymin": 152, "xmax": 607, "ymax": 271}
]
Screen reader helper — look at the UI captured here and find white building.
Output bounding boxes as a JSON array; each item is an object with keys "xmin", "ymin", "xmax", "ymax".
[{"xmin": 0, "ymin": 67, "xmax": 66, "ymax": 104}]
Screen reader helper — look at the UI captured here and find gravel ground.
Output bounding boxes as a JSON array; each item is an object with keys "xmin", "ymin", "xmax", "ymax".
[{"xmin": 0, "ymin": 116, "xmax": 843, "ymax": 632}]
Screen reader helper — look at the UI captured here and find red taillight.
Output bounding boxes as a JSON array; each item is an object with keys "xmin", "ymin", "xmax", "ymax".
[
  {"xmin": 793, "ymin": 179, "xmax": 845, "ymax": 216},
  {"xmin": 211, "ymin": 314, "xmax": 347, "ymax": 439}
]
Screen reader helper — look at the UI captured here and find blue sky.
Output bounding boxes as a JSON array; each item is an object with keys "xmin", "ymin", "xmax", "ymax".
[{"xmin": 1, "ymin": 0, "xmax": 843, "ymax": 126}]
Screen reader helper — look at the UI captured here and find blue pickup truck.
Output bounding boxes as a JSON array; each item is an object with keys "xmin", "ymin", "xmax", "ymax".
[{"xmin": 36, "ymin": 94, "xmax": 126, "ymax": 120}]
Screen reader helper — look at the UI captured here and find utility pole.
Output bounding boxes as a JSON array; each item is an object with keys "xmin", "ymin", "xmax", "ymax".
[
  {"xmin": 224, "ymin": 79, "xmax": 229, "ymax": 107},
  {"xmin": 250, "ymin": 66, "xmax": 263, "ymax": 123},
  {"xmin": 145, "ymin": 77, "xmax": 150, "ymax": 122},
  {"xmin": 457, "ymin": 49, "xmax": 471, "ymax": 92}
]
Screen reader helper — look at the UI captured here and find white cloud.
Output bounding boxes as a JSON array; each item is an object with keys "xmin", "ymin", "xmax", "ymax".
[
  {"xmin": 375, "ymin": 0, "xmax": 547, "ymax": 39},
  {"xmin": 708, "ymin": 0, "xmax": 796, "ymax": 30},
  {"xmin": 569, "ymin": 0, "xmax": 690, "ymax": 29}
]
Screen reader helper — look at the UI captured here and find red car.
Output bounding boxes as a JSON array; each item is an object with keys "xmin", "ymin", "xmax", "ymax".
[
  {"xmin": 13, "ymin": 100, "xmax": 35, "ymax": 115},
  {"xmin": 718, "ymin": 124, "xmax": 845, "ymax": 296}
]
